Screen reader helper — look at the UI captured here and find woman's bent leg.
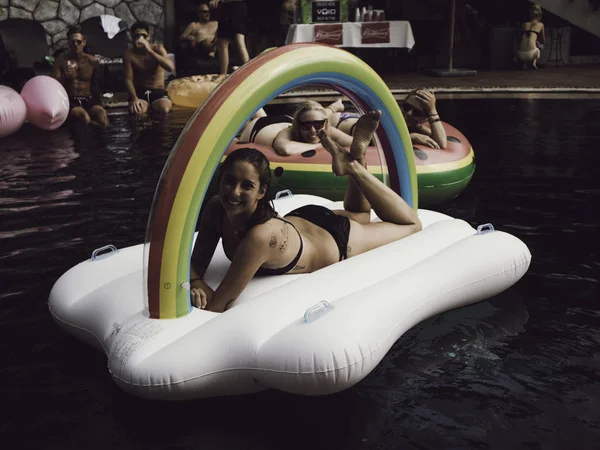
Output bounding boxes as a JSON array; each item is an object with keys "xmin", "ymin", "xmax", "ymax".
[
  {"xmin": 320, "ymin": 112, "xmax": 380, "ymax": 214},
  {"xmin": 319, "ymin": 111, "xmax": 420, "ymax": 227}
]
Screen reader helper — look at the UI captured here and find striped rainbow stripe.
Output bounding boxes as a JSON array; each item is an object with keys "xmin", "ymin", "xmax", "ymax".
[{"xmin": 145, "ymin": 43, "xmax": 417, "ymax": 319}]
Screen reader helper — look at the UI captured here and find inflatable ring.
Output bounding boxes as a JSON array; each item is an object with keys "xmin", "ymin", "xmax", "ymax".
[
  {"xmin": 144, "ymin": 43, "xmax": 417, "ymax": 319},
  {"xmin": 226, "ymin": 121, "xmax": 475, "ymax": 207},
  {"xmin": 167, "ymin": 74, "xmax": 220, "ymax": 108}
]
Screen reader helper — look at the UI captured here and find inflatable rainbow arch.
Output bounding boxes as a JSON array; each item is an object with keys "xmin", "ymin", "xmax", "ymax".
[{"xmin": 145, "ymin": 43, "xmax": 417, "ymax": 319}]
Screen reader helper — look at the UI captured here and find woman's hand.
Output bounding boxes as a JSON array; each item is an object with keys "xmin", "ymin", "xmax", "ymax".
[
  {"xmin": 411, "ymin": 133, "xmax": 440, "ymax": 149},
  {"xmin": 209, "ymin": 0, "xmax": 220, "ymax": 8},
  {"xmin": 190, "ymin": 279, "xmax": 214, "ymax": 309},
  {"xmin": 415, "ymin": 89, "xmax": 437, "ymax": 115},
  {"xmin": 191, "ymin": 287, "xmax": 208, "ymax": 309}
]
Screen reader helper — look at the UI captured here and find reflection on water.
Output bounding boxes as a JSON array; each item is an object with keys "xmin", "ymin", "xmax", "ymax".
[{"xmin": 1, "ymin": 100, "xmax": 599, "ymax": 449}]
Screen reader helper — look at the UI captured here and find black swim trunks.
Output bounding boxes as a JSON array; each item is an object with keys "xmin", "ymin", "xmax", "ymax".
[
  {"xmin": 69, "ymin": 96, "xmax": 101, "ymax": 111},
  {"xmin": 249, "ymin": 115, "xmax": 293, "ymax": 145},
  {"xmin": 285, "ymin": 205, "xmax": 350, "ymax": 261},
  {"xmin": 134, "ymin": 88, "xmax": 170, "ymax": 104},
  {"xmin": 216, "ymin": 0, "xmax": 248, "ymax": 40}
]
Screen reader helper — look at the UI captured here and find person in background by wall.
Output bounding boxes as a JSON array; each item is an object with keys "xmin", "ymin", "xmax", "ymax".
[
  {"xmin": 210, "ymin": 0, "xmax": 250, "ymax": 81},
  {"xmin": 516, "ymin": 3, "xmax": 545, "ymax": 69},
  {"xmin": 179, "ymin": 1, "xmax": 218, "ymax": 59},
  {"xmin": 52, "ymin": 26, "xmax": 109, "ymax": 127},
  {"xmin": 124, "ymin": 21, "xmax": 175, "ymax": 116}
]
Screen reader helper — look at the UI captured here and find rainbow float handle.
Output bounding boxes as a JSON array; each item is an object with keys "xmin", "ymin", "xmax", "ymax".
[
  {"xmin": 303, "ymin": 301, "xmax": 333, "ymax": 324},
  {"xmin": 477, "ymin": 223, "xmax": 495, "ymax": 235},
  {"xmin": 91, "ymin": 244, "xmax": 118, "ymax": 261},
  {"xmin": 275, "ymin": 189, "xmax": 293, "ymax": 199},
  {"xmin": 143, "ymin": 43, "xmax": 417, "ymax": 319}
]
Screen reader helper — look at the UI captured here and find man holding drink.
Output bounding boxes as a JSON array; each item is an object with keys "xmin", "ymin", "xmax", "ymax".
[{"xmin": 123, "ymin": 22, "xmax": 175, "ymax": 116}]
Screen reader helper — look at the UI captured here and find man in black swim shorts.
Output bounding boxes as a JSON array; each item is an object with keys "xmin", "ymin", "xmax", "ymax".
[
  {"xmin": 124, "ymin": 21, "xmax": 175, "ymax": 116},
  {"xmin": 52, "ymin": 26, "xmax": 109, "ymax": 127},
  {"xmin": 210, "ymin": 0, "xmax": 250, "ymax": 80}
]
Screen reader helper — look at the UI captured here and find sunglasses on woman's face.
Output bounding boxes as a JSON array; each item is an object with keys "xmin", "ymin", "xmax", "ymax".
[
  {"xmin": 402, "ymin": 102, "xmax": 424, "ymax": 117},
  {"xmin": 198, "ymin": 9, "xmax": 210, "ymax": 14},
  {"xmin": 134, "ymin": 33, "xmax": 149, "ymax": 40},
  {"xmin": 299, "ymin": 119, "xmax": 327, "ymax": 130}
]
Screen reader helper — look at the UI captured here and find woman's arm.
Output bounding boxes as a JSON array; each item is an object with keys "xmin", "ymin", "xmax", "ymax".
[
  {"xmin": 415, "ymin": 90, "xmax": 447, "ymax": 149},
  {"xmin": 410, "ymin": 132, "xmax": 440, "ymax": 149},
  {"xmin": 190, "ymin": 197, "xmax": 222, "ymax": 308},
  {"xmin": 204, "ymin": 227, "xmax": 272, "ymax": 312},
  {"xmin": 425, "ymin": 114, "xmax": 447, "ymax": 149},
  {"xmin": 272, "ymin": 127, "xmax": 323, "ymax": 156}
]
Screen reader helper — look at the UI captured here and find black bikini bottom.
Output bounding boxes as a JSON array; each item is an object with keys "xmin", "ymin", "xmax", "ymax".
[
  {"xmin": 285, "ymin": 205, "xmax": 350, "ymax": 261},
  {"xmin": 250, "ymin": 115, "xmax": 293, "ymax": 145}
]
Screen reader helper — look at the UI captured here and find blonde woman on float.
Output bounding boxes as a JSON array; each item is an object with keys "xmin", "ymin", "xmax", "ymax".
[
  {"xmin": 517, "ymin": 3, "xmax": 545, "ymax": 69},
  {"xmin": 239, "ymin": 100, "xmax": 355, "ymax": 156}
]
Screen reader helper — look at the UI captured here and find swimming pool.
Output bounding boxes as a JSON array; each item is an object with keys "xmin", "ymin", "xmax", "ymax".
[{"xmin": 1, "ymin": 98, "xmax": 598, "ymax": 449}]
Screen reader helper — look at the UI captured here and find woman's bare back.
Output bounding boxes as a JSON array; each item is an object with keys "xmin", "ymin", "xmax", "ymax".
[{"xmin": 520, "ymin": 20, "xmax": 544, "ymax": 51}]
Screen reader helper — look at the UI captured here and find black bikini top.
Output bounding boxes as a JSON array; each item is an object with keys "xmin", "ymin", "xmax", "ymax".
[
  {"xmin": 220, "ymin": 208, "xmax": 303, "ymax": 276},
  {"xmin": 524, "ymin": 29, "xmax": 540, "ymax": 37}
]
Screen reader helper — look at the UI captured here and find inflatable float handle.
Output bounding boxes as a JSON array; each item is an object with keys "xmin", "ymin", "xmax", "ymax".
[
  {"xmin": 476, "ymin": 223, "xmax": 495, "ymax": 235},
  {"xmin": 90, "ymin": 244, "xmax": 118, "ymax": 261},
  {"xmin": 303, "ymin": 300, "xmax": 333, "ymax": 324},
  {"xmin": 275, "ymin": 189, "xmax": 293, "ymax": 200}
]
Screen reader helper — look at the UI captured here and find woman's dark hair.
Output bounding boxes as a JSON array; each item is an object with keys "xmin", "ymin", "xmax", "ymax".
[{"xmin": 219, "ymin": 147, "xmax": 277, "ymax": 231}]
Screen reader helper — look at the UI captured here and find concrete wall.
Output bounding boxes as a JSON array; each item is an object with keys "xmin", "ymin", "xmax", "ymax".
[
  {"xmin": 0, "ymin": 0, "xmax": 165, "ymax": 53},
  {"xmin": 535, "ymin": 0, "xmax": 600, "ymax": 38}
]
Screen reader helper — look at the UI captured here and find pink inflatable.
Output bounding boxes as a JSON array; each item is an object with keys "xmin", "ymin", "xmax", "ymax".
[
  {"xmin": 0, "ymin": 85, "xmax": 28, "ymax": 137},
  {"xmin": 21, "ymin": 76, "xmax": 69, "ymax": 131}
]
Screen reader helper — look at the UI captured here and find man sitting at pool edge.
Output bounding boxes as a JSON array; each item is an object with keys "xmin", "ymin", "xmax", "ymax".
[
  {"xmin": 52, "ymin": 26, "xmax": 109, "ymax": 127},
  {"xmin": 124, "ymin": 22, "xmax": 175, "ymax": 116}
]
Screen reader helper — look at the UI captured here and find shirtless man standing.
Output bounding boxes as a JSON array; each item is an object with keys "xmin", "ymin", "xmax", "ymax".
[
  {"xmin": 124, "ymin": 22, "xmax": 176, "ymax": 116},
  {"xmin": 179, "ymin": 1, "xmax": 218, "ymax": 58},
  {"xmin": 52, "ymin": 26, "xmax": 109, "ymax": 127}
]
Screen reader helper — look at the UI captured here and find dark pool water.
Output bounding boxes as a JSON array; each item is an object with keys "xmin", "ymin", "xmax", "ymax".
[{"xmin": 1, "ymin": 99, "xmax": 598, "ymax": 449}]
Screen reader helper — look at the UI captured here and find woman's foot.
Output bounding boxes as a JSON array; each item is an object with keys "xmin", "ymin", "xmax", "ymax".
[
  {"xmin": 349, "ymin": 110, "xmax": 381, "ymax": 161},
  {"xmin": 326, "ymin": 99, "xmax": 345, "ymax": 115},
  {"xmin": 319, "ymin": 129, "xmax": 354, "ymax": 176}
]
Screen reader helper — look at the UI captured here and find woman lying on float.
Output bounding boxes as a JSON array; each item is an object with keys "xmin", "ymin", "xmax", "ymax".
[{"xmin": 190, "ymin": 110, "xmax": 422, "ymax": 312}]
